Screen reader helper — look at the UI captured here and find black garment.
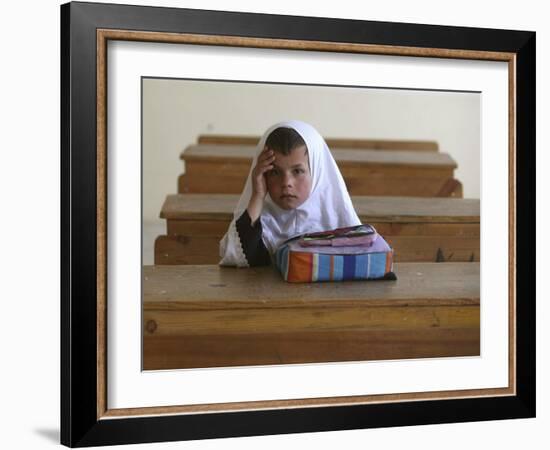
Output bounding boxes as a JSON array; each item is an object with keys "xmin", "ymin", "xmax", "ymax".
[{"xmin": 235, "ymin": 210, "xmax": 271, "ymax": 266}]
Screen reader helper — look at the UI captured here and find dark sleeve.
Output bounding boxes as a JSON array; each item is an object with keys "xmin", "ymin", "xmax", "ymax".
[{"xmin": 235, "ymin": 210, "xmax": 272, "ymax": 267}]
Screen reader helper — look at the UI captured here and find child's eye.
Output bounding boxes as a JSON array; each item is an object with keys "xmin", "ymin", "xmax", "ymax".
[{"xmin": 294, "ymin": 168, "xmax": 304, "ymax": 174}]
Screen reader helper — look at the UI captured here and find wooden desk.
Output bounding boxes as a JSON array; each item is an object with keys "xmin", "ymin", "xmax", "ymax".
[
  {"xmin": 178, "ymin": 145, "xmax": 461, "ymax": 197},
  {"xmin": 154, "ymin": 194, "xmax": 480, "ymax": 265},
  {"xmin": 197, "ymin": 134, "xmax": 440, "ymax": 152},
  {"xmin": 143, "ymin": 263, "xmax": 480, "ymax": 370}
]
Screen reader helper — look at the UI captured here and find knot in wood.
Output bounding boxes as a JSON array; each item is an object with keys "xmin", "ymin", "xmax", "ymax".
[{"xmin": 145, "ymin": 320, "xmax": 158, "ymax": 334}]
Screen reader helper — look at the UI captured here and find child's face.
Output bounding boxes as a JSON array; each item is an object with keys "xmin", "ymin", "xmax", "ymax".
[{"xmin": 265, "ymin": 145, "xmax": 312, "ymax": 210}]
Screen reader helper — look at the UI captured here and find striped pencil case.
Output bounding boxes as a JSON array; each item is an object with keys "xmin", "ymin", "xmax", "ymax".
[{"xmin": 274, "ymin": 225, "xmax": 396, "ymax": 283}]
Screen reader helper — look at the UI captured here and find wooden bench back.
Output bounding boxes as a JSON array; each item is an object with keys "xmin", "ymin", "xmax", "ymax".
[
  {"xmin": 197, "ymin": 134, "xmax": 440, "ymax": 151},
  {"xmin": 155, "ymin": 194, "xmax": 479, "ymax": 264},
  {"xmin": 179, "ymin": 144, "xmax": 461, "ymax": 197}
]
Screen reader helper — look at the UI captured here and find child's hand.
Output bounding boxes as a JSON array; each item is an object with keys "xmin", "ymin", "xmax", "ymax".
[{"xmin": 250, "ymin": 146, "xmax": 275, "ymax": 198}]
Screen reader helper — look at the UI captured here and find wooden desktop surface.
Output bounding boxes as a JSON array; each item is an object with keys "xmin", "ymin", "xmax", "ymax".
[{"xmin": 143, "ymin": 263, "xmax": 480, "ymax": 370}]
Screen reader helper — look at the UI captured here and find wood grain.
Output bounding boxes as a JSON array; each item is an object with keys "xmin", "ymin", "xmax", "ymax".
[
  {"xmin": 154, "ymin": 194, "xmax": 479, "ymax": 264},
  {"xmin": 143, "ymin": 263, "xmax": 479, "ymax": 308},
  {"xmin": 96, "ymin": 28, "xmax": 108, "ymax": 419},
  {"xmin": 145, "ymin": 305, "xmax": 478, "ymax": 335},
  {"xmin": 160, "ymin": 194, "xmax": 480, "ymax": 222},
  {"xmin": 197, "ymin": 134, "xmax": 440, "ymax": 151},
  {"xmin": 103, "ymin": 383, "xmax": 514, "ymax": 418},
  {"xmin": 179, "ymin": 172, "xmax": 463, "ymax": 197},
  {"xmin": 166, "ymin": 221, "xmax": 479, "ymax": 237},
  {"xmin": 143, "ymin": 328, "xmax": 480, "ymax": 370},
  {"xmin": 155, "ymin": 233, "xmax": 479, "ymax": 265},
  {"xmin": 98, "ymin": 29, "xmax": 514, "ymax": 62},
  {"xmin": 181, "ymin": 145, "xmax": 455, "ymax": 166},
  {"xmin": 508, "ymin": 56, "xmax": 517, "ymax": 392},
  {"xmin": 142, "ymin": 263, "xmax": 479, "ymax": 370},
  {"xmin": 95, "ymin": 27, "xmax": 515, "ymax": 418},
  {"xmin": 178, "ymin": 145, "xmax": 459, "ymax": 197}
]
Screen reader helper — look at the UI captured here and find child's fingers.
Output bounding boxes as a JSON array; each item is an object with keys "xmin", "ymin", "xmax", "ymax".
[
  {"xmin": 259, "ymin": 155, "xmax": 275, "ymax": 166},
  {"xmin": 259, "ymin": 153, "xmax": 275, "ymax": 167},
  {"xmin": 253, "ymin": 148, "xmax": 274, "ymax": 178},
  {"xmin": 255, "ymin": 152, "xmax": 275, "ymax": 170},
  {"xmin": 260, "ymin": 163, "xmax": 274, "ymax": 174},
  {"xmin": 258, "ymin": 149, "xmax": 274, "ymax": 163},
  {"xmin": 254, "ymin": 163, "xmax": 272, "ymax": 178}
]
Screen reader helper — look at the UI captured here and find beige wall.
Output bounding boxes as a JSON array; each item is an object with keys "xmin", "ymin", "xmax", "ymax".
[{"xmin": 143, "ymin": 78, "xmax": 480, "ymax": 228}]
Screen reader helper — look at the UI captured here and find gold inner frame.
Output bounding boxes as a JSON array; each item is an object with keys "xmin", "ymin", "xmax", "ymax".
[{"xmin": 96, "ymin": 29, "xmax": 517, "ymax": 420}]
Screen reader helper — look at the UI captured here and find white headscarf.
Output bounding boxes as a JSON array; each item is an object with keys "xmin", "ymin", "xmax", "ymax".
[{"xmin": 219, "ymin": 120, "xmax": 361, "ymax": 267}]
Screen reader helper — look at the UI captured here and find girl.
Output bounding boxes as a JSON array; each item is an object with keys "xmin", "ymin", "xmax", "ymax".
[{"xmin": 219, "ymin": 120, "xmax": 362, "ymax": 267}]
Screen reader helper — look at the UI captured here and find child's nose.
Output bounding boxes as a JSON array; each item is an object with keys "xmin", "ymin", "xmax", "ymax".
[{"xmin": 281, "ymin": 173, "xmax": 292, "ymax": 186}]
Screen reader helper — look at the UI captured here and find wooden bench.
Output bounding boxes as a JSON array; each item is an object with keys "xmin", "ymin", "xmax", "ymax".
[
  {"xmin": 154, "ymin": 194, "xmax": 480, "ymax": 265},
  {"xmin": 143, "ymin": 263, "xmax": 480, "ymax": 370},
  {"xmin": 197, "ymin": 134, "xmax": 440, "ymax": 152},
  {"xmin": 178, "ymin": 145, "xmax": 462, "ymax": 197}
]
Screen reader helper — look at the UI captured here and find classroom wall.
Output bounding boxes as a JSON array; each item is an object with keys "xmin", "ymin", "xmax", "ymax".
[{"xmin": 143, "ymin": 79, "xmax": 480, "ymax": 225}]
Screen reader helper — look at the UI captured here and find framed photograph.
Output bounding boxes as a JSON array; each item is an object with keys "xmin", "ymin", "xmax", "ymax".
[{"xmin": 61, "ymin": 1, "xmax": 535, "ymax": 447}]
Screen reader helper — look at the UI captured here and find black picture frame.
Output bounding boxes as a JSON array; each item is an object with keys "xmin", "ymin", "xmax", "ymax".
[{"xmin": 61, "ymin": 1, "xmax": 535, "ymax": 447}]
